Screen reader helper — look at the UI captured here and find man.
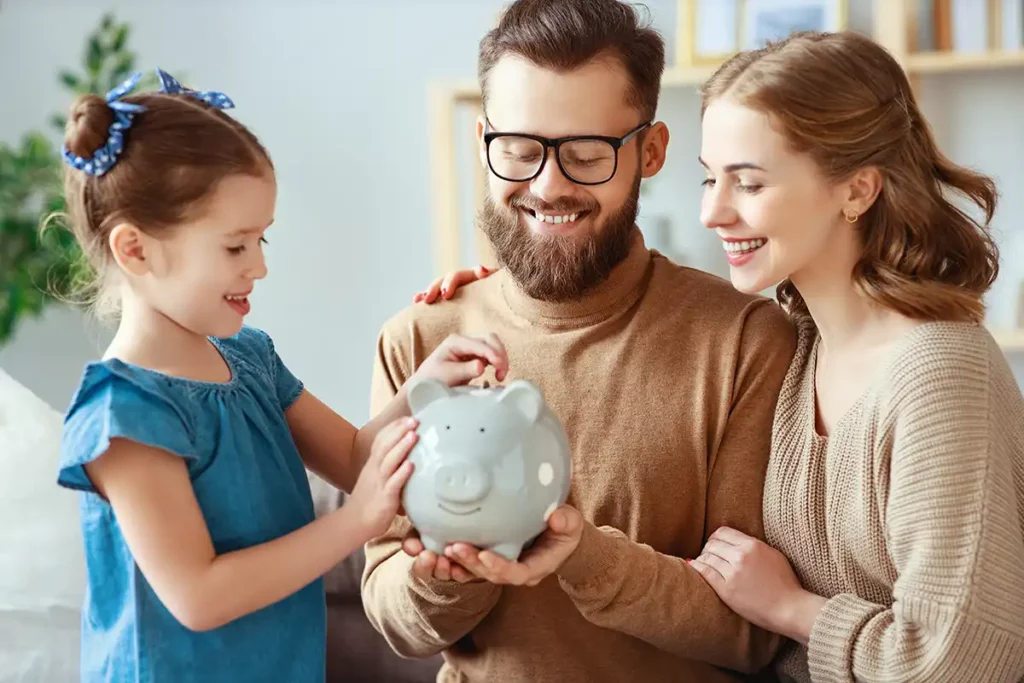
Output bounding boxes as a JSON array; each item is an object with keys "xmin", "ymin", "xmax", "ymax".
[{"xmin": 361, "ymin": 1, "xmax": 796, "ymax": 681}]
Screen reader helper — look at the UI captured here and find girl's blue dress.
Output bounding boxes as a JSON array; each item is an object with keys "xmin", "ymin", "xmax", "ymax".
[{"xmin": 57, "ymin": 325, "xmax": 326, "ymax": 683}]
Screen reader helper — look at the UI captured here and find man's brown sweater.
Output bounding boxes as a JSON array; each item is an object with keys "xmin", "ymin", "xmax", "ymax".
[{"xmin": 361, "ymin": 231, "xmax": 797, "ymax": 682}]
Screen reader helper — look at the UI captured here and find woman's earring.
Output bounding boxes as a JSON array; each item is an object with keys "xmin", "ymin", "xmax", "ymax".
[{"xmin": 843, "ymin": 209, "xmax": 859, "ymax": 224}]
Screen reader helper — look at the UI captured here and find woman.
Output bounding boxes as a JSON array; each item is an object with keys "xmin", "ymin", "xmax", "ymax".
[{"xmin": 414, "ymin": 30, "xmax": 1024, "ymax": 683}]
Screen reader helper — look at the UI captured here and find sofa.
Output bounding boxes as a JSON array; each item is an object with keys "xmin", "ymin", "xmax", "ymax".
[
  {"xmin": 0, "ymin": 368, "xmax": 86, "ymax": 683},
  {"xmin": 309, "ymin": 475, "xmax": 443, "ymax": 683}
]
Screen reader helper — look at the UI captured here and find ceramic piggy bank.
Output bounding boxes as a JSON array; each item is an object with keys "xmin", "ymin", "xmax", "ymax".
[{"xmin": 401, "ymin": 376, "xmax": 572, "ymax": 561}]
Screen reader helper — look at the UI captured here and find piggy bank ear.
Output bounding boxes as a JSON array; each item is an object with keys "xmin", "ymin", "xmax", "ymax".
[
  {"xmin": 496, "ymin": 380, "xmax": 543, "ymax": 424},
  {"xmin": 406, "ymin": 377, "xmax": 452, "ymax": 414}
]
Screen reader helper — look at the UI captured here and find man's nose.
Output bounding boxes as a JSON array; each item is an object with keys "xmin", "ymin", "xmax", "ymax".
[{"xmin": 529, "ymin": 149, "xmax": 576, "ymax": 204}]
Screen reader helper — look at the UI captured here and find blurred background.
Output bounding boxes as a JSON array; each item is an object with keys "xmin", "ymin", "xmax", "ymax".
[
  {"xmin": 2, "ymin": 0, "xmax": 1023, "ymax": 417},
  {"xmin": 1, "ymin": 0, "xmax": 1022, "ymax": 680}
]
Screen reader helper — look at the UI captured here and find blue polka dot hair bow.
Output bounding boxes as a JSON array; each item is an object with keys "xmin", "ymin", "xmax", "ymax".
[
  {"xmin": 156, "ymin": 68, "xmax": 235, "ymax": 109},
  {"xmin": 61, "ymin": 68, "xmax": 235, "ymax": 177}
]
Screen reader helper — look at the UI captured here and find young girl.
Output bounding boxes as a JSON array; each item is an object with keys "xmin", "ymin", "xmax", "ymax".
[
  {"xmin": 55, "ymin": 69, "xmax": 508, "ymax": 683},
  {"xmin": 418, "ymin": 31, "xmax": 1024, "ymax": 682}
]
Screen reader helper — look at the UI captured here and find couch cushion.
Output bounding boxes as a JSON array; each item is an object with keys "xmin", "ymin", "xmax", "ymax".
[{"xmin": 0, "ymin": 368, "xmax": 85, "ymax": 681}]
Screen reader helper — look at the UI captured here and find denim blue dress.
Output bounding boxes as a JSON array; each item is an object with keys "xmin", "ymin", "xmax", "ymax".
[{"xmin": 57, "ymin": 325, "xmax": 326, "ymax": 683}]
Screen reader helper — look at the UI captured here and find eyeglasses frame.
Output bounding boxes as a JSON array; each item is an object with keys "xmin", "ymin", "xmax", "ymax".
[{"xmin": 482, "ymin": 119, "xmax": 653, "ymax": 186}]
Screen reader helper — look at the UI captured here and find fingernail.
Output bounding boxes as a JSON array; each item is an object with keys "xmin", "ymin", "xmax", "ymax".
[
  {"xmin": 480, "ymin": 266, "xmax": 490, "ymax": 274},
  {"xmin": 441, "ymin": 288, "xmax": 449, "ymax": 297}
]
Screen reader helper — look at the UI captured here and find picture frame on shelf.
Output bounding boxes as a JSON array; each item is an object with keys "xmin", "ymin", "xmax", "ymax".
[
  {"xmin": 740, "ymin": 0, "xmax": 848, "ymax": 50},
  {"xmin": 677, "ymin": 0, "xmax": 742, "ymax": 65}
]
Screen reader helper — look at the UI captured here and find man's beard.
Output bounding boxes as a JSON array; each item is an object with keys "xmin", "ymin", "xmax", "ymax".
[{"xmin": 478, "ymin": 172, "xmax": 641, "ymax": 302}]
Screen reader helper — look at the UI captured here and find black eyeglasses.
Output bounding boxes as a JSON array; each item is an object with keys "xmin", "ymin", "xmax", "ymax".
[{"xmin": 483, "ymin": 119, "xmax": 652, "ymax": 186}]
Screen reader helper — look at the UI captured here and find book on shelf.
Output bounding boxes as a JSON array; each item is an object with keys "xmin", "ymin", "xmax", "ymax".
[{"xmin": 916, "ymin": 0, "xmax": 1023, "ymax": 53}]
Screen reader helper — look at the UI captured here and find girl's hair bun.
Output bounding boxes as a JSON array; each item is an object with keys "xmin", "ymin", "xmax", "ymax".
[{"xmin": 64, "ymin": 94, "xmax": 115, "ymax": 159}]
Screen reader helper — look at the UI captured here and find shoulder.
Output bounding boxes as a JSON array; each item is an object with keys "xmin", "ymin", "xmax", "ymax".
[
  {"xmin": 880, "ymin": 321, "xmax": 1023, "ymax": 436},
  {"xmin": 216, "ymin": 324, "xmax": 278, "ymax": 365},
  {"xmin": 58, "ymin": 360, "xmax": 197, "ymax": 491},
  {"xmin": 886, "ymin": 321, "xmax": 1001, "ymax": 399},
  {"xmin": 376, "ymin": 278, "xmax": 494, "ymax": 351},
  {"xmin": 648, "ymin": 255, "xmax": 797, "ymax": 357}
]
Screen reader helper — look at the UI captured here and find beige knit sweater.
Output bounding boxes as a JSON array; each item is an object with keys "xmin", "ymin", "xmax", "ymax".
[
  {"xmin": 360, "ymin": 232, "xmax": 797, "ymax": 682},
  {"xmin": 765, "ymin": 316, "xmax": 1024, "ymax": 683}
]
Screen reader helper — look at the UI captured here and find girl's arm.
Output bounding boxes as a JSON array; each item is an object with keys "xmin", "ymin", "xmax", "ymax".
[
  {"xmin": 286, "ymin": 333, "xmax": 509, "ymax": 493},
  {"xmin": 84, "ymin": 417, "xmax": 416, "ymax": 632}
]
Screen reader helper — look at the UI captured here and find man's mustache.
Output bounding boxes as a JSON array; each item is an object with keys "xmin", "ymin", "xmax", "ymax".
[{"xmin": 508, "ymin": 195, "xmax": 596, "ymax": 215}]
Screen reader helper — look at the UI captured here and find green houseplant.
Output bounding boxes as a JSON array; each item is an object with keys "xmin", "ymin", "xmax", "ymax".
[{"xmin": 0, "ymin": 13, "xmax": 159, "ymax": 346}]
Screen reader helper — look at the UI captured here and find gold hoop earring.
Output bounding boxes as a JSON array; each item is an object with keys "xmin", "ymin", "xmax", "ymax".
[{"xmin": 844, "ymin": 209, "xmax": 859, "ymax": 224}]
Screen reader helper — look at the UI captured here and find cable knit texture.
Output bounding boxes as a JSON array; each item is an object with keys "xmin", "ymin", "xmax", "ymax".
[{"xmin": 765, "ymin": 316, "xmax": 1024, "ymax": 683}]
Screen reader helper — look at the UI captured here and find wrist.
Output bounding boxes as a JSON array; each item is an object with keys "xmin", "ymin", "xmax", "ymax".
[
  {"xmin": 778, "ymin": 589, "xmax": 827, "ymax": 646},
  {"xmin": 334, "ymin": 503, "xmax": 376, "ymax": 548}
]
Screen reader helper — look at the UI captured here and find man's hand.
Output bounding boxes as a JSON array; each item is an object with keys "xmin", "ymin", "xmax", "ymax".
[
  {"xmin": 402, "ymin": 532, "xmax": 477, "ymax": 583},
  {"xmin": 443, "ymin": 505, "xmax": 584, "ymax": 586}
]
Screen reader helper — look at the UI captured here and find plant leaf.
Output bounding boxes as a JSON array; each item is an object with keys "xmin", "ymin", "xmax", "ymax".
[
  {"xmin": 112, "ymin": 25, "xmax": 128, "ymax": 52},
  {"xmin": 59, "ymin": 70, "xmax": 81, "ymax": 90},
  {"xmin": 87, "ymin": 36, "xmax": 104, "ymax": 76}
]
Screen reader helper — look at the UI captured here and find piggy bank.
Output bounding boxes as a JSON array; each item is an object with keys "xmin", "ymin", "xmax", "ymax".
[{"xmin": 401, "ymin": 376, "xmax": 572, "ymax": 561}]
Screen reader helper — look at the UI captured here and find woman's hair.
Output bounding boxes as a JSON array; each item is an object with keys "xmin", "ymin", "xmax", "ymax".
[
  {"xmin": 55, "ymin": 87, "xmax": 272, "ymax": 317},
  {"xmin": 701, "ymin": 30, "xmax": 999, "ymax": 323}
]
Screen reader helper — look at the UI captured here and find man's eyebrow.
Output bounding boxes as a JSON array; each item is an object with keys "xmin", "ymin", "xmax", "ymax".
[{"xmin": 698, "ymin": 156, "xmax": 766, "ymax": 173}]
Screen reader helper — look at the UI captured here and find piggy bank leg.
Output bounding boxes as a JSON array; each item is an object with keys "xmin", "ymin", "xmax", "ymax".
[
  {"xmin": 488, "ymin": 542, "xmax": 524, "ymax": 561},
  {"xmin": 419, "ymin": 534, "xmax": 446, "ymax": 555}
]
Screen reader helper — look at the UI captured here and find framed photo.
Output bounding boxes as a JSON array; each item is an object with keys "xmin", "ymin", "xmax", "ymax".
[
  {"xmin": 740, "ymin": 0, "xmax": 848, "ymax": 50},
  {"xmin": 678, "ymin": 0, "xmax": 742, "ymax": 65}
]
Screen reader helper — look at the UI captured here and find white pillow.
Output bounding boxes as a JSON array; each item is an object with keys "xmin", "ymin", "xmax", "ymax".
[{"xmin": 0, "ymin": 368, "xmax": 84, "ymax": 681}]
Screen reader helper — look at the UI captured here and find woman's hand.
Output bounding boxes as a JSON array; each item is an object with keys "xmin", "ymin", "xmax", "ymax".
[
  {"xmin": 414, "ymin": 265, "xmax": 499, "ymax": 304},
  {"xmin": 689, "ymin": 526, "xmax": 827, "ymax": 645},
  {"xmin": 412, "ymin": 332, "xmax": 510, "ymax": 386}
]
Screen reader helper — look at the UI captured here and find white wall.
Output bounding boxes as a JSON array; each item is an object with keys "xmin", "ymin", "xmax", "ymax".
[{"xmin": 1, "ymin": 0, "xmax": 1021, "ymax": 416}]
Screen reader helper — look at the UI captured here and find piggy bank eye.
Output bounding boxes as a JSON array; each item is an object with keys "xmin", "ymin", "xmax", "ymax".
[
  {"xmin": 479, "ymin": 427, "xmax": 485, "ymax": 433},
  {"xmin": 445, "ymin": 425, "xmax": 450, "ymax": 430}
]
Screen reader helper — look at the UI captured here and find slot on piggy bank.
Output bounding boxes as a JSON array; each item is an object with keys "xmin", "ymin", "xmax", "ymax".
[{"xmin": 401, "ymin": 376, "xmax": 572, "ymax": 561}]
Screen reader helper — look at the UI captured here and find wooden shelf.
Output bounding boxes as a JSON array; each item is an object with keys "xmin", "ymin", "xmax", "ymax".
[
  {"xmin": 990, "ymin": 327, "xmax": 1024, "ymax": 352},
  {"xmin": 906, "ymin": 50, "xmax": 1024, "ymax": 74}
]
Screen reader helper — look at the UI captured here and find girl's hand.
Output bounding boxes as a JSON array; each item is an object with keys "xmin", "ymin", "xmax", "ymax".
[
  {"xmin": 414, "ymin": 265, "xmax": 499, "ymax": 304},
  {"xmin": 412, "ymin": 332, "xmax": 510, "ymax": 386},
  {"xmin": 689, "ymin": 526, "xmax": 826, "ymax": 644},
  {"xmin": 348, "ymin": 417, "xmax": 418, "ymax": 539}
]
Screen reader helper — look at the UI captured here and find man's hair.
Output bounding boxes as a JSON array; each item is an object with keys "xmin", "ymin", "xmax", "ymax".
[{"xmin": 478, "ymin": 0, "xmax": 666, "ymax": 121}]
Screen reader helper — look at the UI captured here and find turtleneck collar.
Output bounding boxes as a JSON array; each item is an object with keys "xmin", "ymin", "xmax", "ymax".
[{"xmin": 499, "ymin": 228, "xmax": 653, "ymax": 330}]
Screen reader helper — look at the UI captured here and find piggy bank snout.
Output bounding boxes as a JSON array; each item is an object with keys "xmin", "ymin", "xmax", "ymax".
[{"xmin": 434, "ymin": 461, "xmax": 492, "ymax": 504}]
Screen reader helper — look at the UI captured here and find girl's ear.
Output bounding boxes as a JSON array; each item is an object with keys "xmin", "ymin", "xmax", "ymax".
[{"xmin": 108, "ymin": 223, "xmax": 151, "ymax": 276}]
